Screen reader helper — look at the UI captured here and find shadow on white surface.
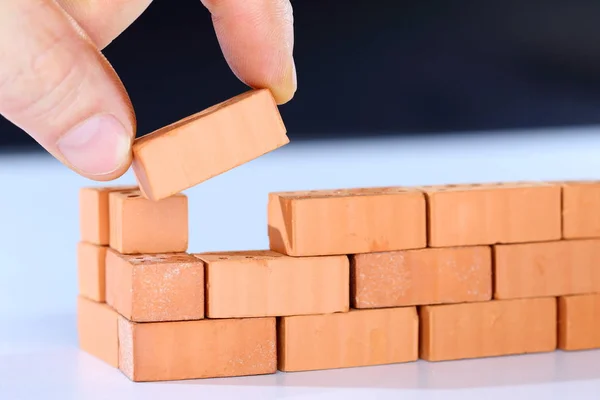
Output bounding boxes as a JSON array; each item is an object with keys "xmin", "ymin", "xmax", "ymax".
[
  {"xmin": 175, "ymin": 350, "xmax": 600, "ymax": 390},
  {"xmin": 2, "ymin": 312, "xmax": 600, "ymax": 395}
]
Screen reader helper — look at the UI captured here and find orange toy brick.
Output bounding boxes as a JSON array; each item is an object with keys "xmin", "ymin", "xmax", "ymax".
[
  {"xmin": 494, "ymin": 239, "xmax": 600, "ymax": 300},
  {"xmin": 105, "ymin": 250, "xmax": 204, "ymax": 322},
  {"xmin": 268, "ymin": 187, "xmax": 426, "ymax": 256},
  {"xmin": 131, "ymin": 89, "xmax": 289, "ymax": 201},
  {"xmin": 278, "ymin": 307, "xmax": 418, "ymax": 372},
  {"xmin": 79, "ymin": 186, "xmax": 137, "ymax": 245},
  {"xmin": 420, "ymin": 298, "xmax": 556, "ymax": 361},
  {"xmin": 562, "ymin": 181, "xmax": 600, "ymax": 239},
  {"xmin": 558, "ymin": 293, "xmax": 600, "ymax": 351},
  {"xmin": 118, "ymin": 316, "xmax": 276, "ymax": 382},
  {"xmin": 108, "ymin": 189, "xmax": 188, "ymax": 254},
  {"xmin": 195, "ymin": 250, "xmax": 349, "ymax": 318},
  {"xmin": 77, "ymin": 242, "xmax": 108, "ymax": 302},
  {"xmin": 351, "ymin": 246, "xmax": 492, "ymax": 308},
  {"xmin": 77, "ymin": 296, "xmax": 119, "ymax": 367},
  {"xmin": 423, "ymin": 182, "xmax": 561, "ymax": 247}
]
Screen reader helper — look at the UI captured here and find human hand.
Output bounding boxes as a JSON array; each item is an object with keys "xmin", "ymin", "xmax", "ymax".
[{"xmin": 0, "ymin": 0, "xmax": 296, "ymax": 181}]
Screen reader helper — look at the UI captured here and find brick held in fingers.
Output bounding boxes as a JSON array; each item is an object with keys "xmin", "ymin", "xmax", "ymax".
[
  {"xmin": 77, "ymin": 241, "xmax": 108, "ymax": 302},
  {"xmin": 278, "ymin": 307, "xmax": 418, "ymax": 372},
  {"xmin": 79, "ymin": 185, "xmax": 138, "ymax": 245},
  {"xmin": 422, "ymin": 182, "xmax": 561, "ymax": 247},
  {"xmin": 77, "ymin": 296, "xmax": 119, "ymax": 367},
  {"xmin": 118, "ymin": 316, "xmax": 277, "ymax": 382},
  {"xmin": 351, "ymin": 246, "xmax": 492, "ymax": 309},
  {"xmin": 108, "ymin": 189, "xmax": 188, "ymax": 254},
  {"xmin": 105, "ymin": 250, "xmax": 204, "ymax": 322},
  {"xmin": 558, "ymin": 294, "xmax": 600, "ymax": 351},
  {"xmin": 268, "ymin": 186, "xmax": 426, "ymax": 256},
  {"xmin": 132, "ymin": 89, "xmax": 289, "ymax": 201},
  {"xmin": 195, "ymin": 250, "xmax": 349, "ymax": 318},
  {"xmin": 562, "ymin": 181, "xmax": 600, "ymax": 239},
  {"xmin": 419, "ymin": 298, "xmax": 557, "ymax": 362},
  {"xmin": 494, "ymin": 239, "xmax": 600, "ymax": 300}
]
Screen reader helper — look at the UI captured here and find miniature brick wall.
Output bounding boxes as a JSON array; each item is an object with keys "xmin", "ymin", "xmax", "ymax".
[{"xmin": 77, "ymin": 180, "xmax": 600, "ymax": 382}]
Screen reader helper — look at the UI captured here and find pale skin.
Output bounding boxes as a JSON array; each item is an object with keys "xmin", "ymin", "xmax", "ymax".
[{"xmin": 0, "ymin": 0, "xmax": 296, "ymax": 181}]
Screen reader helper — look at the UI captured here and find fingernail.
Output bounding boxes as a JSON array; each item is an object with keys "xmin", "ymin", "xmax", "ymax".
[
  {"xmin": 57, "ymin": 114, "xmax": 131, "ymax": 176},
  {"xmin": 272, "ymin": 59, "xmax": 297, "ymax": 105},
  {"xmin": 291, "ymin": 59, "xmax": 297, "ymax": 89}
]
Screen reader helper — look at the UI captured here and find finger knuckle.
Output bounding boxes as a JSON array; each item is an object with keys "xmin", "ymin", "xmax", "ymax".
[{"xmin": 0, "ymin": 19, "xmax": 87, "ymax": 125}]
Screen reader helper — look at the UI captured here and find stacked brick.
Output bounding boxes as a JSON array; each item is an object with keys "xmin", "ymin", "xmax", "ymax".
[
  {"xmin": 76, "ymin": 89, "xmax": 599, "ymax": 382},
  {"xmin": 77, "ymin": 89, "xmax": 290, "ymax": 382},
  {"xmin": 268, "ymin": 182, "xmax": 599, "ymax": 365}
]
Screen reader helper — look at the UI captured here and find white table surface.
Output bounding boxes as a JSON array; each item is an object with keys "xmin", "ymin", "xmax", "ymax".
[{"xmin": 1, "ymin": 127, "xmax": 600, "ymax": 399}]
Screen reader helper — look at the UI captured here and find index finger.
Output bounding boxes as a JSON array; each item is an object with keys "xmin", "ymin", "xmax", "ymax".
[{"xmin": 201, "ymin": 0, "xmax": 296, "ymax": 105}]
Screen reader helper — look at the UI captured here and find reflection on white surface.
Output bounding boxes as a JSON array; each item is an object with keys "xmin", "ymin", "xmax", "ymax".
[
  {"xmin": 1, "ymin": 314, "xmax": 599, "ymax": 400},
  {"xmin": 1, "ymin": 127, "xmax": 600, "ymax": 398}
]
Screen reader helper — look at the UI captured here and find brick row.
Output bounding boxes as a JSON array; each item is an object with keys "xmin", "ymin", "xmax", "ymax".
[
  {"xmin": 349, "ymin": 238, "xmax": 600, "ymax": 309},
  {"xmin": 268, "ymin": 181, "xmax": 600, "ymax": 255},
  {"xmin": 77, "ymin": 296, "xmax": 276, "ymax": 382},
  {"xmin": 80, "ymin": 295, "xmax": 588, "ymax": 379},
  {"xmin": 80, "ymin": 245, "xmax": 351, "ymax": 323}
]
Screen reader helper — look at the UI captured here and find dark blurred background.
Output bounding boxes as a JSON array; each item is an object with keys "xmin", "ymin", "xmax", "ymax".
[{"xmin": 2, "ymin": 0, "xmax": 600, "ymax": 151}]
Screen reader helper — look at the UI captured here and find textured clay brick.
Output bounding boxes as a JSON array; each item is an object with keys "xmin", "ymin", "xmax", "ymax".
[
  {"xmin": 77, "ymin": 296, "xmax": 119, "ymax": 367},
  {"xmin": 106, "ymin": 250, "xmax": 204, "ymax": 322},
  {"xmin": 494, "ymin": 239, "xmax": 600, "ymax": 299},
  {"xmin": 118, "ymin": 316, "xmax": 276, "ymax": 382},
  {"xmin": 79, "ymin": 186, "xmax": 137, "ymax": 245},
  {"xmin": 423, "ymin": 182, "xmax": 561, "ymax": 247},
  {"xmin": 420, "ymin": 298, "xmax": 556, "ymax": 361},
  {"xmin": 558, "ymin": 294, "xmax": 600, "ymax": 351},
  {"xmin": 278, "ymin": 307, "xmax": 418, "ymax": 372},
  {"xmin": 77, "ymin": 242, "xmax": 108, "ymax": 302},
  {"xmin": 108, "ymin": 189, "xmax": 188, "ymax": 254},
  {"xmin": 562, "ymin": 181, "xmax": 600, "ymax": 239},
  {"xmin": 132, "ymin": 89, "xmax": 289, "ymax": 201},
  {"xmin": 351, "ymin": 246, "xmax": 491, "ymax": 308},
  {"xmin": 268, "ymin": 187, "xmax": 426, "ymax": 256},
  {"xmin": 195, "ymin": 250, "xmax": 349, "ymax": 318}
]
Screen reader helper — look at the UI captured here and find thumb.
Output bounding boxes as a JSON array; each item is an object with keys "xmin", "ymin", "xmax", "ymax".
[{"xmin": 0, "ymin": 0, "xmax": 135, "ymax": 181}]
